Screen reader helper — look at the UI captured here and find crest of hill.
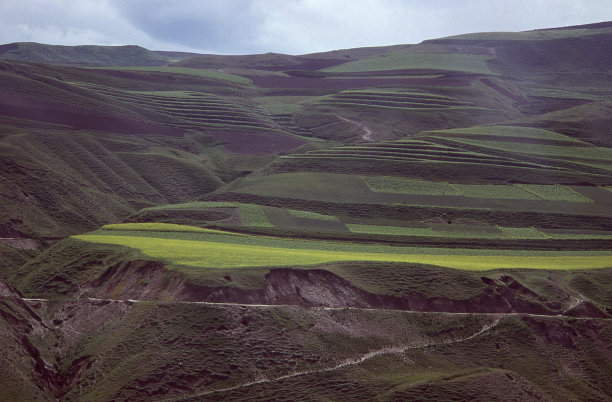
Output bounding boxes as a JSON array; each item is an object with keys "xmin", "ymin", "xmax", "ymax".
[
  {"xmin": 0, "ymin": 42, "xmax": 173, "ymax": 67},
  {"xmin": 432, "ymin": 20, "xmax": 612, "ymax": 41}
]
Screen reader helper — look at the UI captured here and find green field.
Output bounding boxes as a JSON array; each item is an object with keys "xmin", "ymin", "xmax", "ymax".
[
  {"xmin": 101, "ymin": 222, "xmax": 232, "ymax": 234},
  {"xmin": 4, "ymin": 24, "xmax": 612, "ymax": 402},
  {"xmin": 364, "ymin": 177, "xmax": 458, "ymax": 195},
  {"xmin": 323, "ymin": 53, "xmax": 494, "ymax": 74},
  {"xmin": 238, "ymin": 203, "xmax": 274, "ymax": 227},
  {"xmin": 74, "ymin": 224, "xmax": 612, "ymax": 270}
]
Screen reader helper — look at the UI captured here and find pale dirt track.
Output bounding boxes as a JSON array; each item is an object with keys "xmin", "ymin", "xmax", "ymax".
[
  {"xmin": 164, "ymin": 318, "xmax": 501, "ymax": 400},
  {"xmin": 22, "ymin": 297, "xmax": 609, "ymax": 321},
  {"xmin": 19, "ymin": 296, "xmax": 610, "ymax": 400},
  {"xmin": 336, "ymin": 115, "xmax": 374, "ymax": 141}
]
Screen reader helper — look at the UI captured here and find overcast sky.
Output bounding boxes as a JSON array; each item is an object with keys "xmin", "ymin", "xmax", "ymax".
[{"xmin": 1, "ymin": 1, "xmax": 611, "ymax": 55}]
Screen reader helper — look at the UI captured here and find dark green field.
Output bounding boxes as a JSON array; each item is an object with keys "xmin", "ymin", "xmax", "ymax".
[{"xmin": 1, "ymin": 22, "xmax": 612, "ymax": 401}]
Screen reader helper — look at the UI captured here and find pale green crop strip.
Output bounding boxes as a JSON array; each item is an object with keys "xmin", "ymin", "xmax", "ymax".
[
  {"xmin": 73, "ymin": 234, "xmax": 612, "ymax": 271},
  {"xmin": 287, "ymin": 209, "xmax": 339, "ymax": 221},
  {"xmin": 101, "ymin": 223, "xmax": 240, "ymax": 235}
]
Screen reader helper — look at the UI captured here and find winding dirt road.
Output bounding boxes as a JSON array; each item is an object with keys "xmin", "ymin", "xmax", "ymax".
[{"xmin": 336, "ymin": 115, "xmax": 374, "ymax": 141}]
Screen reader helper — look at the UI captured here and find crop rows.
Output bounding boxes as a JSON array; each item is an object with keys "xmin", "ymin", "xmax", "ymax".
[
  {"xmin": 73, "ymin": 82, "xmax": 278, "ymax": 130},
  {"xmin": 319, "ymin": 90, "xmax": 473, "ymax": 109},
  {"xmin": 284, "ymin": 140, "xmax": 545, "ymax": 169}
]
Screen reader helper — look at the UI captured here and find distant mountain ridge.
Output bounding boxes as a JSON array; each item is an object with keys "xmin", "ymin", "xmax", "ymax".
[
  {"xmin": 1, "ymin": 20, "xmax": 610, "ymax": 68},
  {"xmin": 0, "ymin": 42, "xmax": 182, "ymax": 67}
]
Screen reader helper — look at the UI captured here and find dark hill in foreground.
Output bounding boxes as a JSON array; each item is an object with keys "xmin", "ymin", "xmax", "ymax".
[{"xmin": 1, "ymin": 22, "xmax": 612, "ymax": 401}]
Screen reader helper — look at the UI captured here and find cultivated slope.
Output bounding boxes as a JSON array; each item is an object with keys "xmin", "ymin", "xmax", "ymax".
[{"xmin": 1, "ymin": 21, "xmax": 612, "ymax": 401}]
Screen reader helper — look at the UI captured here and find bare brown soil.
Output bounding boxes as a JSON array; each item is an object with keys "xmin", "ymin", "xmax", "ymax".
[
  {"xmin": 209, "ymin": 130, "xmax": 306, "ymax": 154},
  {"xmin": 78, "ymin": 261, "xmax": 609, "ymax": 319}
]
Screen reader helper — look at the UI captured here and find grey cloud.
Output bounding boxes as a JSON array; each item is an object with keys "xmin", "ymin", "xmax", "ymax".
[
  {"xmin": 1, "ymin": 0, "xmax": 612, "ymax": 55},
  {"xmin": 111, "ymin": 0, "xmax": 268, "ymax": 53}
]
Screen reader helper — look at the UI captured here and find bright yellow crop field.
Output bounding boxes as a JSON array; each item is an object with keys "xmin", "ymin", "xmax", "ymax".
[{"xmin": 74, "ymin": 232, "xmax": 612, "ymax": 271}]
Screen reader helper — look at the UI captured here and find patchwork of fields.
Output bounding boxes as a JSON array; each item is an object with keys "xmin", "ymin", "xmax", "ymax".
[
  {"xmin": 73, "ymin": 82, "xmax": 280, "ymax": 132},
  {"xmin": 3, "ymin": 23, "xmax": 612, "ymax": 401}
]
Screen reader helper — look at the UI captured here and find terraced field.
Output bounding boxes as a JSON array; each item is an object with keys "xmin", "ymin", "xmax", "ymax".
[
  {"xmin": 281, "ymin": 138, "xmax": 548, "ymax": 169},
  {"xmin": 419, "ymin": 125, "xmax": 612, "ymax": 175},
  {"xmin": 72, "ymin": 82, "xmax": 278, "ymax": 131},
  {"xmin": 3, "ymin": 23, "xmax": 612, "ymax": 402},
  {"xmin": 319, "ymin": 89, "xmax": 476, "ymax": 110}
]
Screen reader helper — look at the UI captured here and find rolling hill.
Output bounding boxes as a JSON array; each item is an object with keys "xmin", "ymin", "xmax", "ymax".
[{"xmin": 1, "ymin": 21, "xmax": 612, "ymax": 401}]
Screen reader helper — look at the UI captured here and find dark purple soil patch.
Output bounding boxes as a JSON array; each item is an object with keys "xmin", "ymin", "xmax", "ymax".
[
  {"xmin": 0, "ymin": 90, "xmax": 184, "ymax": 136},
  {"xmin": 210, "ymin": 130, "xmax": 306, "ymax": 154},
  {"xmin": 567, "ymin": 185, "xmax": 612, "ymax": 204}
]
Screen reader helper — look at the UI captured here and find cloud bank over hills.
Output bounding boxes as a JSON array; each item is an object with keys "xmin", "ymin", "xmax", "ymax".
[{"xmin": 2, "ymin": 1, "xmax": 612, "ymax": 55}]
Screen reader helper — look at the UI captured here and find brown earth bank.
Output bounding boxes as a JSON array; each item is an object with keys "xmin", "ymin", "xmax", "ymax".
[
  {"xmin": 2, "ymin": 272, "xmax": 612, "ymax": 401},
  {"xmin": 74, "ymin": 260, "xmax": 610, "ymax": 319}
]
